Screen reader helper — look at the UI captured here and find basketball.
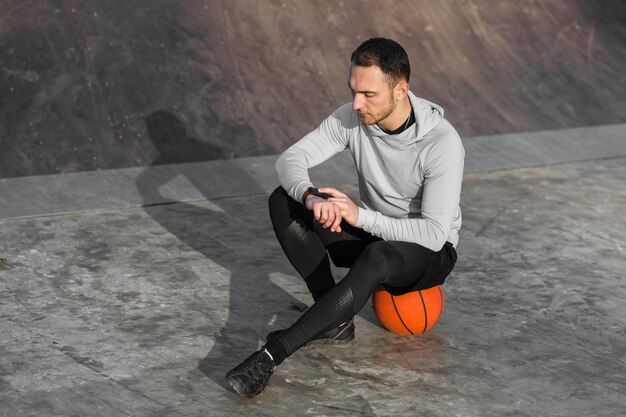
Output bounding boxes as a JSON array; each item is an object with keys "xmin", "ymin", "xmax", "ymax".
[{"xmin": 372, "ymin": 285, "xmax": 445, "ymax": 335}]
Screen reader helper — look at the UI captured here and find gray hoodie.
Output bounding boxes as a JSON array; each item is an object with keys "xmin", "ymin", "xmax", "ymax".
[{"xmin": 275, "ymin": 91, "xmax": 465, "ymax": 252}]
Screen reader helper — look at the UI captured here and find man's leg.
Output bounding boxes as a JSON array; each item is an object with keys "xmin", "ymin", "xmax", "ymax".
[
  {"xmin": 227, "ymin": 239, "xmax": 456, "ymax": 396},
  {"xmin": 268, "ymin": 240, "xmax": 454, "ymax": 359},
  {"xmin": 227, "ymin": 189, "xmax": 457, "ymax": 397},
  {"xmin": 225, "ymin": 187, "xmax": 380, "ymax": 397},
  {"xmin": 268, "ymin": 186, "xmax": 376, "ymax": 301}
]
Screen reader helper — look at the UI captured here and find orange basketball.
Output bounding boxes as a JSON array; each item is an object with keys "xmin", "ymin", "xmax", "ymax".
[{"xmin": 372, "ymin": 285, "xmax": 445, "ymax": 335}]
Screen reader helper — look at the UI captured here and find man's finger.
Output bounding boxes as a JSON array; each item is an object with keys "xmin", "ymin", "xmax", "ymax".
[
  {"xmin": 318, "ymin": 187, "xmax": 347, "ymax": 198},
  {"xmin": 324, "ymin": 217, "xmax": 335, "ymax": 228},
  {"xmin": 330, "ymin": 206, "xmax": 342, "ymax": 232},
  {"xmin": 324, "ymin": 203, "xmax": 337, "ymax": 226},
  {"xmin": 330, "ymin": 198, "xmax": 348, "ymax": 212},
  {"xmin": 328, "ymin": 197, "xmax": 347, "ymax": 206},
  {"xmin": 329, "ymin": 204, "xmax": 339, "ymax": 226},
  {"xmin": 313, "ymin": 203, "xmax": 322, "ymax": 221},
  {"xmin": 319, "ymin": 204, "xmax": 330, "ymax": 224}
]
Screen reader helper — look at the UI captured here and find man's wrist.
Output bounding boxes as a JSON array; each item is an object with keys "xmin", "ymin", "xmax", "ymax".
[
  {"xmin": 301, "ymin": 188, "xmax": 313, "ymax": 205},
  {"xmin": 301, "ymin": 187, "xmax": 332, "ymax": 205}
]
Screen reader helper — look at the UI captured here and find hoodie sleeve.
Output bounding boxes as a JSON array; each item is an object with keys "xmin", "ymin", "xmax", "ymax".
[
  {"xmin": 275, "ymin": 104, "xmax": 352, "ymax": 203},
  {"xmin": 354, "ymin": 130, "xmax": 464, "ymax": 252}
]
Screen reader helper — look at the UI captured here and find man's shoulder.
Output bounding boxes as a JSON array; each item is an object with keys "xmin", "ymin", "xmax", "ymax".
[
  {"xmin": 336, "ymin": 101, "xmax": 354, "ymax": 112},
  {"xmin": 326, "ymin": 101, "xmax": 356, "ymax": 120},
  {"xmin": 430, "ymin": 118, "xmax": 462, "ymax": 144},
  {"xmin": 422, "ymin": 118, "xmax": 464, "ymax": 158},
  {"xmin": 330, "ymin": 102, "xmax": 356, "ymax": 120},
  {"xmin": 323, "ymin": 102, "xmax": 359, "ymax": 132}
]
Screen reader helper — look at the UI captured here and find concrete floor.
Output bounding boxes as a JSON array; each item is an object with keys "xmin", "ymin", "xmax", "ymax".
[{"xmin": 1, "ymin": 126, "xmax": 625, "ymax": 416}]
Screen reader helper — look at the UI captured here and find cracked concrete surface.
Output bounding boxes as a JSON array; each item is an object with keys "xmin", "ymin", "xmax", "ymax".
[{"xmin": 1, "ymin": 130, "xmax": 625, "ymax": 416}]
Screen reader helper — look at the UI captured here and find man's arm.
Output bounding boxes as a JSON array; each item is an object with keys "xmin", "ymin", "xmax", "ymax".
[
  {"xmin": 356, "ymin": 133, "xmax": 464, "ymax": 252},
  {"xmin": 275, "ymin": 105, "xmax": 352, "ymax": 205}
]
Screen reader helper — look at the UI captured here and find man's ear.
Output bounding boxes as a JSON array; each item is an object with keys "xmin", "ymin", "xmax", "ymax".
[{"xmin": 395, "ymin": 81, "xmax": 410, "ymax": 101}]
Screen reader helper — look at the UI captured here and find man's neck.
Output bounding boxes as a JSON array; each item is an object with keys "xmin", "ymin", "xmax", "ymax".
[{"xmin": 378, "ymin": 97, "xmax": 413, "ymax": 133}]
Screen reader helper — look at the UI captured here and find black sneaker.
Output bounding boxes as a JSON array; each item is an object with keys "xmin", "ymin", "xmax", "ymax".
[
  {"xmin": 225, "ymin": 348, "xmax": 276, "ymax": 397},
  {"xmin": 266, "ymin": 318, "xmax": 355, "ymax": 346}
]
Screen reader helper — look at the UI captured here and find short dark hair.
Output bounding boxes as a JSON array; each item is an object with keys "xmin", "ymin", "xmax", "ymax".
[{"xmin": 350, "ymin": 37, "xmax": 410, "ymax": 86}]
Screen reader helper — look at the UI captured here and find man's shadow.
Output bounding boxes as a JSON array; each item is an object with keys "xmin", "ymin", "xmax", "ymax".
[{"xmin": 135, "ymin": 111, "xmax": 307, "ymax": 391}]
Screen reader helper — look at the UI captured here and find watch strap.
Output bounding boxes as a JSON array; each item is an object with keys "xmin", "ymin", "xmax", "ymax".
[{"xmin": 301, "ymin": 187, "xmax": 332, "ymax": 205}]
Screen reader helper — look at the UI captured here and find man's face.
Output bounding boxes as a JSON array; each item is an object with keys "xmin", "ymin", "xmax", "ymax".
[{"xmin": 348, "ymin": 65, "xmax": 397, "ymax": 126}]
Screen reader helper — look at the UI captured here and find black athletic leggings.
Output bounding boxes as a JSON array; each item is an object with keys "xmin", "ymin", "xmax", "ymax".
[{"xmin": 268, "ymin": 187, "xmax": 457, "ymax": 360}]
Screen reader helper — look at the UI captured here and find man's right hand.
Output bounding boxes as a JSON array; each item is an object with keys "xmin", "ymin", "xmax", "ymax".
[{"xmin": 305, "ymin": 195, "xmax": 343, "ymax": 233}]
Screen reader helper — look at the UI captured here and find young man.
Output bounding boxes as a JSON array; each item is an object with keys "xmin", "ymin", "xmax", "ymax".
[{"xmin": 226, "ymin": 37, "xmax": 464, "ymax": 397}]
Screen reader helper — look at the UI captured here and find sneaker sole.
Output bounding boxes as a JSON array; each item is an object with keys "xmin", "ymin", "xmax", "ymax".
[
  {"xmin": 268, "ymin": 325, "xmax": 355, "ymax": 348},
  {"xmin": 227, "ymin": 375, "xmax": 261, "ymax": 398},
  {"xmin": 304, "ymin": 326, "xmax": 355, "ymax": 347},
  {"xmin": 305, "ymin": 337, "xmax": 354, "ymax": 347},
  {"xmin": 226, "ymin": 376, "xmax": 246, "ymax": 396}
]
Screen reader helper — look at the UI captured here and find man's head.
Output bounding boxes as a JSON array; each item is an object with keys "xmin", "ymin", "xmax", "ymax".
[
  {"xmin": 350, "ymin": 37, "xmax": 410, "ymax": 87},
  {"xmin": 348, "ymin": 38, "xmax": 412, "ymax": 129}
]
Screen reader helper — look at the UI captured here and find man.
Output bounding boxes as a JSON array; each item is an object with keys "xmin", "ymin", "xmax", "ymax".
[{"xmin": 226, "ymin": 37, "xmax": 464, "ymax": 397}]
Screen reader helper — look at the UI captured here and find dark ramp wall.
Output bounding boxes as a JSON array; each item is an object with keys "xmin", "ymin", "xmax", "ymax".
[
  {"xmin": 1, "ymin": 0, "xmax": 625, "ymax": 178},
  {"xmin": 0, "ymin": 0, "xmax": 260, "ymax": 179}
]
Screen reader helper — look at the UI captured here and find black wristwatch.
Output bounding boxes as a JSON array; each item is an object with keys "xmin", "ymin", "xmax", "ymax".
[{"xmin": 301, "ymin": 187, "xmax": 333, "ymax": 205}]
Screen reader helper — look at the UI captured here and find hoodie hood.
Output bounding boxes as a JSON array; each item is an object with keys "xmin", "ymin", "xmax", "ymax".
[{"xmin": 365, "ymin": 91, "xmax": 444, "ymax": 149}]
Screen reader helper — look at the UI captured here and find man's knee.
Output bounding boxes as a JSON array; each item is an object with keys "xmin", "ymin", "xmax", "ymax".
[
  {"xmin": 269, "ymin": 186, "xmax": 289, "ymax": 209},
  {"xmin": 269, "ymin": 186, "xmax": 296, "ymax": 222},
  {"xmin": 359, "ymin": 241, "xmax": 404, "ymax": 273},
  {"xmin": 269, "ymin": 186, "xmax": 311, "ymax": 237}
]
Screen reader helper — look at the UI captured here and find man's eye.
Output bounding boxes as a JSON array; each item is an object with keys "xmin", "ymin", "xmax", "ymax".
[{"xmin": 365, "ymin": 93, "xmax": 375, "ymax": 98}]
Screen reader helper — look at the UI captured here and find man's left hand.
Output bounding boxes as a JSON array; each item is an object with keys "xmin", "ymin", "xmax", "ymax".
[{"xmin": 318, "ymin": 187, "xmax": 359, "ymax": 226}]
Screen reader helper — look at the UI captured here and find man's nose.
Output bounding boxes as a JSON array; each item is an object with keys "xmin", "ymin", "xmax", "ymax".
[{"xmin": 352, "ymin": 94, "xmax": 364, "ymax": 111}]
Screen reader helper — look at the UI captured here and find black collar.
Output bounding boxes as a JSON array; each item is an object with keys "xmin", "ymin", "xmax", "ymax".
[{"xmin": 384, "ymin": 109, "xmax": 415, "ymax": 135}]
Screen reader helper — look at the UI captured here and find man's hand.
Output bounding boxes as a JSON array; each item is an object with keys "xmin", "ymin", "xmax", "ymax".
[
  {"xmin": 305, "ymin": 195, "xmax": 344, "ymax": 233},
  {"xmin": 318, "ymin": 187, "xmax": 359, "ymax": 226}
]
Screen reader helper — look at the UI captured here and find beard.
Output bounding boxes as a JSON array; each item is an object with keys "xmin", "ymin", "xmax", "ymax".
[{"xmin": 359, "ymin": 97, "xmax": 397, "ymax": 126}]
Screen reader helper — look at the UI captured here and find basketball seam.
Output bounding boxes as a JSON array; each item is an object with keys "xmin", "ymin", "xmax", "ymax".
[
  {"xmin": 390, "ymin": 295, "xmax": 414, "ymax": 335},
  {"xmin": 418, "ymin": 290, "xmax": 428, "ymax": 333},
  {"xmin": 438, "ymin": 286, "xmax": 444, "ymax": 319}
]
